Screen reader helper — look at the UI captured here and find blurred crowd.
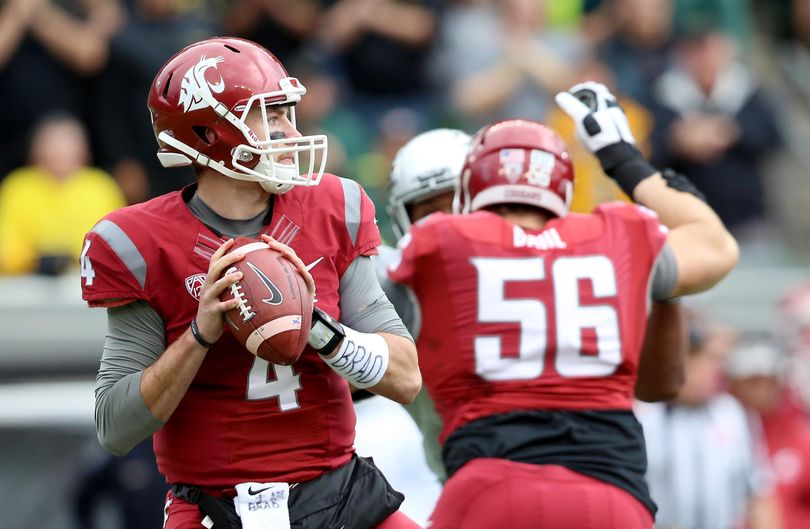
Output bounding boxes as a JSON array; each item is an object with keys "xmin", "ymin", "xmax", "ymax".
[
  {"xmin": 1, "ymin": 0, "xmax": 807, "ymax": 275},
  {"xmin": 2, "ymin": 1, "xmax": 810, "ymax": 528}
]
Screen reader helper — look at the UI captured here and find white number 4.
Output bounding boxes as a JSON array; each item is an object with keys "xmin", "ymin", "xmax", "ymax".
[
  {"xmin": 80, "ymin": 240, "xmax": 95, "ymax": 286},
  {"xmin": 247, "ymin": 358, "xmax": 302, "ymax": 411}
]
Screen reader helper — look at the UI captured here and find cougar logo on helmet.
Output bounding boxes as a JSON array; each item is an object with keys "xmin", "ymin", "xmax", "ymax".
[{"xmin": 178, "ymin": 55, "xmax": 225, "ymax": 113}]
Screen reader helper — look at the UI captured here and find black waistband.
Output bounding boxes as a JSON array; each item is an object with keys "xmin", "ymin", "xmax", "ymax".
[
  {"xmin": 443, "ymin": 409, "xmax": 657, "ymax": 515},
  {"xmin": 170, "ymin": 454, "xmax": 404, "ymax": 529}
]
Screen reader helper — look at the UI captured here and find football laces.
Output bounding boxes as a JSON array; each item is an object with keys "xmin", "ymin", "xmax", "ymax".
[{"xmin": 227, "ymin": 266, "xmax": 256, "ymax": 322}]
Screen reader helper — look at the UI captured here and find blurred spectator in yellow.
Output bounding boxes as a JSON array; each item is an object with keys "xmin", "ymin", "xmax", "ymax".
[
  {"xmin": 546, "ymin": 58, "xmax": 654, "ymax": 212},
  {"xmin": 0, "ymin": 112, "xmax": 125, "ymax": 275},
  {"xmin": 636, "ymin": 315, "xmax": 784, "ymax": 529},
  {"xmin": 728, "ymin": 341, "xmax": 810, "ymax": 529},
  {"xmin": 647, "ymin": 25, "xmax": 782, "ymax": 240},
  {"xmin": 433, "ymin": 0, "xmax": 580, "ymax": 131},
  {"xmin": 0, "ymin": 0, "xmax": 122, "ymax": 180}
]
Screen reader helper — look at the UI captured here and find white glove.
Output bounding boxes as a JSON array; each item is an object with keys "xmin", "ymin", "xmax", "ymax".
[
  {"xmin": 554, "ymin": 81, "xmax": 637, "ymax": 153},
  {"xmin": 555, "ymin": 81, "xmax": 656, "ymax": 196}
]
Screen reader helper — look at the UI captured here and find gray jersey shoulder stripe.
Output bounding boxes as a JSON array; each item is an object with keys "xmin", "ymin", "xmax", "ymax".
[
  {"xmin": 91, "ymin": 219, "xmax": 147, "ymax": 289},
  {"xmin": 339, "ymin": 177, "xmax": 362, "ymax": 245}
]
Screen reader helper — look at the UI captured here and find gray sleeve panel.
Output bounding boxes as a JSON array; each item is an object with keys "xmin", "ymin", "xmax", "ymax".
[
  {"xmin": 95, "ymin": 300, "xmax": 166, "ymax": 456},
  {"xmin": 338, "ymin": 256, "xmax": 413, "ymax": 341},
  {"xmin": 650, "ymin": 243, "xmax": 679, "ymax": 301},
  {"xmin": 378, "ymin": 277, "xmax": 422, "ymax": 340},
  {"xmin": 339, "ymin": 177, "xmax": 362, "ymax": 245},
  {"xmin": 90, "ymin": 219, "xmax": 148, "ymax": 289},
  {"xmin": 372, "ymin": 247, "xmax": 422, "ymax": 338}
]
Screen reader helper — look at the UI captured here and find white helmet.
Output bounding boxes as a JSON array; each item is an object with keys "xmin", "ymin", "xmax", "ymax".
[{"xmin": 388, "ymin": 128, "xmax": 471, "ymax": 239}]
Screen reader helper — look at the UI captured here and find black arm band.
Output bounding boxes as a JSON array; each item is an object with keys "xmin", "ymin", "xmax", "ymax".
[
  {"xmin": 596, "ymin": 143, "xmax": 658, "ymax": 197},
  {"xmin": 661, "ymin": 168, "xmax": 707, "ymax": 202},
  {"xmin": 308, "ymin": 307, "xmax": 346, "ymax": 355},
  {"xmin": 190, "ymin": 319, "xmax": 214, "ymax": 348}
]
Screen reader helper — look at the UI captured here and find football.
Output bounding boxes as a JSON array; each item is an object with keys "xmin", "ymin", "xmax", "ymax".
[{"xmin": 221, "ymin": 238, "xmax": 312, "ymax": 365}]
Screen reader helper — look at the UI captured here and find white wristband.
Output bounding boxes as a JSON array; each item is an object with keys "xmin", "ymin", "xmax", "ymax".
[{"xmin": 320, "ymin": 325, "xmax": 389, "ymax": 389}]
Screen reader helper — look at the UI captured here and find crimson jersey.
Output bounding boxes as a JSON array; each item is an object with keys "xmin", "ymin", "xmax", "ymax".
[
  {"xmin": 81, "ymin": 174, "xmax": 380, "ymax": 489},
  {"xmin": 389, "ymin": 202, "xmax": 667, "ymax": 443},
  {"xmin": 762, "ymin": 395, "xmax": 810, "ymax": 529}
]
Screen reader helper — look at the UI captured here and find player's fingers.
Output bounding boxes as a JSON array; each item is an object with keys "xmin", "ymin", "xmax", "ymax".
[
  {"xmin": 263, "ymin": 236, "xmax": 300, "ymax": 259},
  {"xmin": 215, "ymin": 299, "xmax": 240, "ymax": 313},
  {"xmin": 262, "ymin": 236, "xmax": 316, "ymax": 295},
  {"xmin": 211, "ymin": 238, "xmax": 235, "ymax": 261},
  {"xmin": 208, "ymin": 248, "xmax": 245, "ymax": 280},
  {"xmin": 298, "ymin": 266, "xmax": 316, "ymax": 296},
  {"xmin": 199, "ymin": 268, "xmax": 241, "ymax": 305},
  {"xmin": 267, "ymin": 237, "xmax": 316, "ymax": 294},
  {"xmin": 554, "ymin": 91, "xmax": 590, "ymax": 120},
  {"xmin": 207, "ymin": 268, "xmax": 243, "ymax": 299},
  {"xmin": 265, "ymin": 237, "xmax": 306, "ymax": 273}
]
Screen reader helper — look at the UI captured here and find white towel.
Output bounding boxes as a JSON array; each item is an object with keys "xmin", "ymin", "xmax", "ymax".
[{"xmin": 233, "ymin": 482, "xmax": 291, "ymax": 529}]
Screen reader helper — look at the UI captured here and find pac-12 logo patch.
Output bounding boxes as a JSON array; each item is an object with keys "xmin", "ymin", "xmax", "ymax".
[{"xmin": 185, "ymin": 273, "xmax": 206, "ymax": 300}]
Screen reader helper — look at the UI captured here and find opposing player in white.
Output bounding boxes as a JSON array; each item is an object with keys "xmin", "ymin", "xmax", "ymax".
[{"xmin": 353, "ymin": 129, "xmax": 472, "ymax": 524}]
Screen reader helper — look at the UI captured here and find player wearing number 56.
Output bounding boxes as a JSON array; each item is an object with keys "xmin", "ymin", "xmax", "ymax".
[
  {"xmin": 80, "ymin": 37, "xmax": 421, "ymax": 529},
  {"xmin": 389, "ymin": 82, "xmax": 738, "ymax": 529}
]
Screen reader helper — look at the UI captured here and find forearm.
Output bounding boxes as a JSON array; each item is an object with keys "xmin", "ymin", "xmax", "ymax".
[
  {"xmin": 324, "ymin": 255, "xmax": 420, "ymax": 402},
  {"xmin": 366, "ymin": 332, "xmax": 420, "ymax": 404},
  {"xmin": 633, "ymin": 174, "xmax": 739, "ymax": 296},
  {"xmin": 363, "ymin": 2, "xmax": 436, "ymax": 46},
  {"xmin": 514, "ymin": 40, "xmax": 574, "ymax": 93},
  {"xmin": 634, "ymin": 300, "xmax": 686, "ymax": 402},
  {"xmin": 0, "ymin": 1, "xmax": 31, "ymax": 68},
  {"xmin": 140, "ymin": 329, "xmax": 209, "ymax": 421},
  {"xmin": 29, "ymin": 3, "xmax": 109, "ymax": 74},
  {"xmin": 747, "ymin": 495, "xmax": 782, "ymax": 529},
  {"xmin": 264, "ymin": 0, "xmax": 320, "ymax": 37},
  {"xmin": 319, "ymin": 326, "xmax": 420, "ymax": 404},
  {"xmin": 453, "ymin": 63, "xmax": 523, "ymax": 117}
]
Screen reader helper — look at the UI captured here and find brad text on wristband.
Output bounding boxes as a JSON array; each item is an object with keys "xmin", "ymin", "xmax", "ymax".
[{"xmin": 190, "ymin": 319, "xmax": 215, "ymax": 348}]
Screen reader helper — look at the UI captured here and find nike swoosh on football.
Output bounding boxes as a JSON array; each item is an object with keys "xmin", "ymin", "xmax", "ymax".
[
  {"xmin": 247, "ymin": 262, "xmax": 284, "ymax": 305},
  {"xmin": 248, "ymin": 485, "xmax": 272, "ymax": 495}
]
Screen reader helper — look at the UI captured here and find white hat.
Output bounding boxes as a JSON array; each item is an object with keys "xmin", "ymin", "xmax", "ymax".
[{"xmin": 726, "ymin": 341, "xmax": 786, "ymax": 379}]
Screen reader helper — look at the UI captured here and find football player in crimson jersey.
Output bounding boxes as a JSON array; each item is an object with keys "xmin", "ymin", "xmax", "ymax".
[
  {"xmin": 388, "ymin": 82, "xmax": 739, "ymax": 529},
  {"xmin": 365, "ymin": 127, "xmax": 688, "ymax": 510},
  {"xmin": 80, "ymin": 37, "xmax": 421, "ymax": 529}
]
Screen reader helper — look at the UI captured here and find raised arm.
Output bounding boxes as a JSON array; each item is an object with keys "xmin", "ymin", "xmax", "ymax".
[{"xmin": 555, "ymin": 82, "xmax": 739, "ymax": 296}]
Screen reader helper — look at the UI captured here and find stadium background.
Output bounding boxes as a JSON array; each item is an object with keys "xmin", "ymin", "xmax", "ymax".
[{"xmin": 1, "ymin": 0, "xmax": 809, "ymax": 527}]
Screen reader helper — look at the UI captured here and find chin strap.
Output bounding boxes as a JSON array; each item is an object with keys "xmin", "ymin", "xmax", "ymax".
[{"xmin": 158, "ymin": 131, "xmax": 285, "ymax": 191}]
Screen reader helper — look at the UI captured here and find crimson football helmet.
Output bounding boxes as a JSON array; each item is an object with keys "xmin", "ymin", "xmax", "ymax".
[
  {"xmin": 454, "ymin": 119, "xmax": 573, "ymax": 217},
  {"xmin": 148, "ymin": 37, "xmax": 327, "ymax": 194}
]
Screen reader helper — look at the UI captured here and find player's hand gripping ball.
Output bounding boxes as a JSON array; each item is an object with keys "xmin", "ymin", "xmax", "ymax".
[{"xmin": 220, "ymin": 237, "xmax": 313, "ymax": 365}]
